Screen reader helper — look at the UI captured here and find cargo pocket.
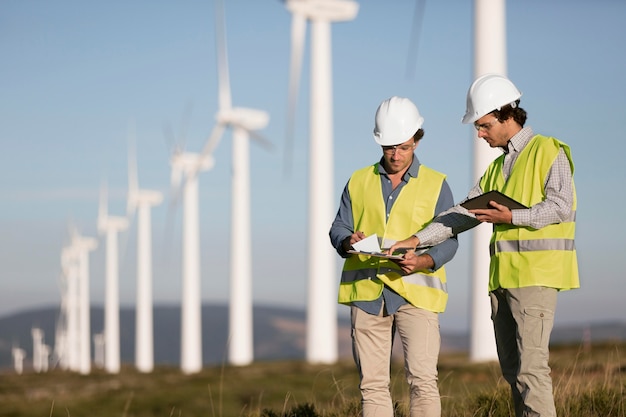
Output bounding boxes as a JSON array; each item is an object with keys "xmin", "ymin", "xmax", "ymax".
[{"xmin": 523, "ymin": 307, "xmax": 554, "ymax": 348}]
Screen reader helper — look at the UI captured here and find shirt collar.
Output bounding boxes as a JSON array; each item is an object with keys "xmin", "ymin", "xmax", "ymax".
[
  {"xmin": 505, "ymin": 126, "xmax": 534, "ymax": 154},
  {"xmin": 378, "ymin": 154, "xmax": 421, "ymax": 182}
]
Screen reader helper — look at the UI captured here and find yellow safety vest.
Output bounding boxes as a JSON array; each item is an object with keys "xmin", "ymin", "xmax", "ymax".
[
  {"xmin": 480, "ymin": 135, "xmax": 579, "ymax": 291},
  {"xmin": 338, "ymin": 163, "xmax": 449, "ymax": 313}
]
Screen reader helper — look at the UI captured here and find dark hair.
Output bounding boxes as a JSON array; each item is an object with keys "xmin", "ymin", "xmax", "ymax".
[
  {"xmin": 492, "ymin": 100, "xmax": 527, "ymax": 127},
  {"xmin": 413, "ymin": 128, "xmax": 425, "ymax": 142}
]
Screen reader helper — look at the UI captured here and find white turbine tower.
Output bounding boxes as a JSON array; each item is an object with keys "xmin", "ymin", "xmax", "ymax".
[
  {"xmin": 71, "ymin": 229, "xmax": 98, "ymax": 375},
  {"xmin": 97, "ymin": 182, "xmax": 129, "ymax": 373},
  {"xmin": 467, "ymin": 0, "xmax": 505, "ymax": 363},
  {"xmin": 201, "ymin": 0, "xmax": 271, "ymax": 367},
  {"xmin": 170, "ymin": 149, "xmax": 212, "ymax": 374},
  {"xmin": 54, "ymin": 285, "xmax": 69, "ymax": 370},
  {"xmin": 31, "ymin": 327, "xmax": 44, "ymax": 373},
  {"xmin": 284, "ymin": 0, "xmax": 359, "ymax": 364},
  {"xmin": 60, "ymin": 244, "xmax": 79, "ymax": 371},
  {"xmin": 12, "ymin": 347, "xmax": 26, "ymax": 375},
  {"xmin": 127, "ymin": 130, "xmax": 164, "ymax": 373}
]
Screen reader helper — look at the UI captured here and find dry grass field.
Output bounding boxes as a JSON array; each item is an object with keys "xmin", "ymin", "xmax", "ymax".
[{"xmin": 1, "ymin": 342, "xmax": 624, "ymax": 417}]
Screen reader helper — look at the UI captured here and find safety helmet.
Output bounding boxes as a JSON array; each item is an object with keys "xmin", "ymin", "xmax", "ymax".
[
  {"xmin": 461, "ymin": 74, "xmax": 522, "ymax": 124},
  {"xmin": 373, "ymin": 96, "xmax": 424, "ymax": 146}
]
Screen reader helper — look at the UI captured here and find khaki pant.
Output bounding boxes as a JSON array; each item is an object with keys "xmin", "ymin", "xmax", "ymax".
[
  {"xmin": 490, "ymin": 286, "xmax": 558, "ymax": 417},
  {"xmin": 351, "ymin": 304, "xmax": 441, "ymax": 417}
]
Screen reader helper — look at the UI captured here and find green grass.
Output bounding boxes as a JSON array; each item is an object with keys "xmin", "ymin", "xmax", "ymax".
[{"xmin": 1, "ymin": 342, "xmax": 624, "ymax": 417}]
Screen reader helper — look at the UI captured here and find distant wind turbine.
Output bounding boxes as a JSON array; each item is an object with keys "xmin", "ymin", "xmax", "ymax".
[
  {"xmin": 97, "ymin": 182, "xmax": 129, "ymax": 374},
  {"xmin": 204, "ymin": 0, "xmax": 272, "ymax": 366},
  {"xmin": 283, "ymin": 0, "xmax": 359, "ymax": 364},
  {"xmin": 54, "ymin": 284, "xmax": 69, "ymax": 370},
  {"xmin": 70, "ymin": 229, "xmax": 98, "ymax": 375},
  {"xmin": 170, "ymin": 149, "xmax": 212, "ymax": 374},
  {"xmin": 127, "ymin": 128, "xmax": 164, "ymax": 373},
  {"xmin": 31, "ymin": 327, "xmax": 44, "ymax": 373},
  {"xmin": 60, "ymin": 244, "xmax": 79, "ymax": 371},
  {"xmin": 12, "ymin": 347, "xmax": 26, "ymax": 375}
]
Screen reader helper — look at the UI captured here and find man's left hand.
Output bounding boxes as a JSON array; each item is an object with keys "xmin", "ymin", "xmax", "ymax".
[
  {"xmin": 469, "ymin": 200, "xmax": 512, "ymax": 224},
  {"xmin": 392, "ymin": 252, "xmax": 434, "ymax": 275}
]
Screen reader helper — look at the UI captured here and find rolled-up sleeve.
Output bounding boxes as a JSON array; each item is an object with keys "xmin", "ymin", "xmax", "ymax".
[
  {"xmin": 329, "ymin": 182, "xmax": 354, "ymax": 258},
  {"xmin": 425, "ymin": 179, "xmax": 459, "ymax": 270}
]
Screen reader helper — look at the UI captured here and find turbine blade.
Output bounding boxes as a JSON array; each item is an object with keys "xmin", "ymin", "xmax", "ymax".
[
  {"xmin": 98, "ymin": 180, "xmax": 108, "ymax": 225},
  {"xmin": 243, "ymin": 126, "xmax": 274, "ymax": 152},
  {"xmin": 198, "ymin": 122, "xmax": 226, "ymax": 168},
  {"xmin": 179, "ymin": 100, "xmax": 194, "ymax": 151},
  {"xmin": 127, "ymin": 121, "xmax": 139, "ymax": 216},
  {"xmin": 215, "ymin": 0, "xmax": 232, "ymax": 111},
  {"xmin": 163, "ymin": 122, "xmax": 176, "ymax": 155},
  {"xmin": 170, "ymin": 163, "xmax": 183, "ymax": 204},
  {"xmin": 406, "ymin": 0, "xmax": 426, "ymax": 80},
  {"xmin": 284, "ymin": 10, "xmax": 306, "ymax": 177}
]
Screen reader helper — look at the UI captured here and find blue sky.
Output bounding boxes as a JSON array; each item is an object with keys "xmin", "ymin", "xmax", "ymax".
[{"xmin": 1, "ymin": 0, "xmax": 625, "ymax": 333}]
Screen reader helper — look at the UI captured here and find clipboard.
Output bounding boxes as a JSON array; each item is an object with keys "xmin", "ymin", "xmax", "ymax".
[
  {"xmin": 347, "ymin": 246, "xmax": 430, "ymax": 260},
  {"xmin": 347, "ymin": 250, "xmax": 404, "ymax": 260},
  {"xmin": 460, "ymin": 190, "xmax": 528, "ymax": 210}
]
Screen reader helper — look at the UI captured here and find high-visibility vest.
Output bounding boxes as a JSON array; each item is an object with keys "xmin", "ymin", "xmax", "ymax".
[
  {"xmin": 338, "ymin": 163, "xmax": 449, "ymax": 313},
  {"xmin": 480, "ymin": 135, "xmax": 579, "ymax": 291}
]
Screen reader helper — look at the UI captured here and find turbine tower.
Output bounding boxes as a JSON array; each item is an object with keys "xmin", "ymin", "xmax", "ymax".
[
  {"xmin": 127, "ymin": 131, "xmax": 164, "ymax": 373},
  {"xmin": 170, "ymin": 150, "xmax": 212, "ymax": 374},
  {"xmin": 97, "ymin": 182, "xmax": 129, "ymax": 374},
  {"xmin": 12, "ymin": 347, "xmax": 26, "ymax": 375},
  {"xmin": 60, "ymin": 244, "xmax": 80, "ymax": 371},
  {"xmin": 54, "ymin": 284, "xmax": 69, "ymax": 370},
  {"xmin": 71, "ymin": 230, "xmax": 98, "ymax": 375},
  {"xmin": 31, "ymin": 327, "xmax": 44, "ymax": 373},
  {"xmin": 284, "ymin": 0, "xmax": 359, "ymax": 364},
  {"xmin": 202, "ymin": 0, "xmax": 271, "ymax": 366},
  {"xmin": 469, "ymin": 0, "xmax": 504, "ymax": 362}
]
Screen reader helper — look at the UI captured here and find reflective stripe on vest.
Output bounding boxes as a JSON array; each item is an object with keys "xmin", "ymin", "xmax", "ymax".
[
  {"xmin": 489, "ymin": 238, "xmax": 576, "ymax": 257},
  {"xmin": 341, "ymin": 268, "xmax": 448, "ymax": 292},
  {"xmin": 338, "ymin": 163, "xmax": 450, "ymax": 312},
  {"xmin": 480, "ymin": 135, "xmax": 580, "ymax": 291}
]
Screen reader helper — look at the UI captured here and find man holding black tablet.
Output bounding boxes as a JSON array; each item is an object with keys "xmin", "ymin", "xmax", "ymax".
[{"xmin": 388, "ymin": 74, "xmax": 579, "ymax": 417}]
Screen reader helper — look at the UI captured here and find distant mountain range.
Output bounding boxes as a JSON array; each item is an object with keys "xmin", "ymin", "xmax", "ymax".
[{"xmin": 1, "ymin": 304, "xmax": 624, "ymax": 371}]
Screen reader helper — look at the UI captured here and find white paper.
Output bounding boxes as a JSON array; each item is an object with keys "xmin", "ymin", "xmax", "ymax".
[{"xmin": 351, "ymin": 233, "xmax": 382, "ymax": 253}]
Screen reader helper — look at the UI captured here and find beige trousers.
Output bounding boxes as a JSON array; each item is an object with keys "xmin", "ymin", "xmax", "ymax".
[
  {"xmin": 490, "ymin": 286, "xmax": 558, "ymax": 417},
  {"xmin": 351, "ymin": 304, "xmax": 441, "ymax": 417}
]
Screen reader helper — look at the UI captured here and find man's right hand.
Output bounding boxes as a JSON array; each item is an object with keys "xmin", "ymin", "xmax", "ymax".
[{"xmin": 342, "ymin": 231, "xmax": 366, "ymax": 252}]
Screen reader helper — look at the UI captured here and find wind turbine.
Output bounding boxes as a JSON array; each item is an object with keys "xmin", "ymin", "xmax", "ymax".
[
  {"xmin": 467, "ymin": 0, "xmax": 505, "ymax": 362},
  {"xmin": 31, "ymin": 327, "xmax": 44, "ymax": 373},
  {"xmin": 97, "ymin": 182, "xmax": 129, "ymax": 374},
  {"xmin": 54, "ymin": 283, "xmax": 69, "ymax": 370},
  {"xmin": 202, "ymin": 0, "xmax": 271, "ymax": 367},
  {"xmin": 127, "ymin": 128, "xmax": 164, "ymax": 373},
  {"xmin": 60, "ymin": 244, "xmax": 79, "ymax": 371},
  {"xmin": 284, "ymin": 0, "xmax": 359, "ymax": 364},
  {"xmin": 71, "ymin": 229, "xmax": 98, "ymax": 375},
  {"xmin": 12, "ymin": 347, "xmax": 26, "ymax": 375},
  {"xmin": 170, "ymin": 148, "xmax": 212, "ymax": 374}
]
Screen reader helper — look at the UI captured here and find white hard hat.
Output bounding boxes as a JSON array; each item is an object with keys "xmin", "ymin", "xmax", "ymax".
[
  {"xmin": 373, "ymin": 96, "xmax": 424, "ymax": 146},
  {"xmin": 462, "ymin": 74, "xmax": 522, "ymax": 124}
]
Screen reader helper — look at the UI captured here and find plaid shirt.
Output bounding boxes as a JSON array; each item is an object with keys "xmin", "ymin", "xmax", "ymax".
[{"xmin": 416, "ymin": 126, "xmax": 575, "ymax": 246}]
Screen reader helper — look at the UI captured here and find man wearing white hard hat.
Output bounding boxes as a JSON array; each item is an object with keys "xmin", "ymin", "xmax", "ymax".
[
  {"xmin": 389, "ymin": 75, "xmax": 579, "ymax": 417},
  {"xmin": 330, "ymin": 96, "xmax": 458, "ymax": 417}
]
